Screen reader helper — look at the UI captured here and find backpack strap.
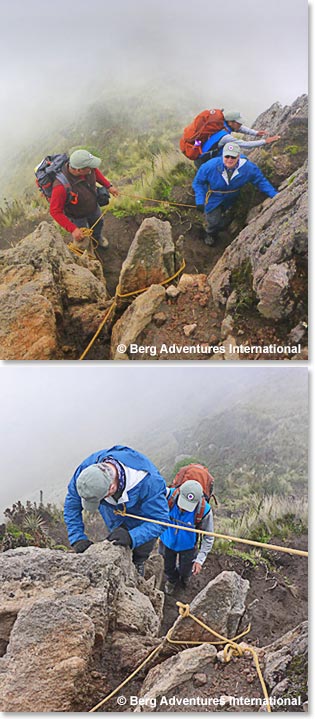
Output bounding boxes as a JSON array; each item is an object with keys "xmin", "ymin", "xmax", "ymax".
[
  {"xmin": 195, "ymin": 497, "xmax": 211, "ymax": 527},
  {"xmin": 167, "ymin": 487, "xmax": 180, "ymax": 512},
  {"xmin": 55, "ymin": 172, "xmax": 71, "ymax": 200},
  {"xmin": 55, "ymin": 172, "xmax": 78, "ymax": 205}
]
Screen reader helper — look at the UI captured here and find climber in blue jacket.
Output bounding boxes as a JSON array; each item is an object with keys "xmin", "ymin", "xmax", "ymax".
[
  {"xmin": 64, "ymin": 445, "xmax": 170, "ymax": 575},
  {"xmin": 192, "ymin": 141, "xmax": 278, "ymax": 246},
  {"xmin": 160, "ymin": 480, "xmax": 214, "ymax": 595}
]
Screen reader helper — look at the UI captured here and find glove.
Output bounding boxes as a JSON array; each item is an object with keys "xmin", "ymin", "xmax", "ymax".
[
  {"xmin": 107, "ymin": 527, "xmax": 132, "ymax": 547},
  {"xmin": 196, "ymin": 204, "xmax": 204, "ymax": 213},
  {"xmin": 72, "ymin": 539, "xmax": 93, "ymax": 553}
]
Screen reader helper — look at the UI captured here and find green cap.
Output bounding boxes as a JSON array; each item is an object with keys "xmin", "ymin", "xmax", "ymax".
[
  {"xmin": 76, "ymin": 464, "xmax": 113, "ymax": 512},
  {"xmin": 177, "ymin": 480, "xmax": 203, "ymax": 512},
  {"xmin": 69, "ymin": 149, "xmax": 101, "ymax": 169},
  {"xmin": 224, "ymin": 110, "xmax": 245, "ymax": 124},
  {"xmin": 223, "ymin": 142, "xmax": 241, "ymax": 158}
]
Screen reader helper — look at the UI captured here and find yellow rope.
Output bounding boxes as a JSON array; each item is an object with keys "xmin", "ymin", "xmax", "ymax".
[
  {"xmin": 79, "ymin": 302, "xmax": 117, "ymax": 361},
  {"xmin": 119, "ymin": 188, "xmax": 239, "ymax": 208},
  {"xmin": 174, "ymin": 602, "xmax": 271, "ymax": 711},
  {"xmin": 88, "ymin": 642, "xmax": 163, "ymax": 712},
  {"xmin": 79, "ymin": 259, "xmax": 186, "ymax": 360},
  {"xmin": 113, "ymin": 509, "xmax": 308, "ymax": 558},
  {"xmin": 115, "ymin": 259, "xmax": 186, "ymax": 299},
  {"xmin": 87, "ymin": 601, "xmax": 271, "ymax": 713}
]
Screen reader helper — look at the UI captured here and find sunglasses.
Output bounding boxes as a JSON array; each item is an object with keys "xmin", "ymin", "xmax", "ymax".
[{"xmin": 224, "ymin": 155, "xmax": 238, "ymax": 159}]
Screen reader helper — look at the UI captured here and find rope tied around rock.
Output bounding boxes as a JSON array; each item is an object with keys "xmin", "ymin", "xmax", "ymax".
[
  {"xmin": 87, "ymin": 600, "xmax": 271, "ymax": 713},
  {"xmin": 79, "ymin": 259, "xmax": 186, "ymax": 360}
]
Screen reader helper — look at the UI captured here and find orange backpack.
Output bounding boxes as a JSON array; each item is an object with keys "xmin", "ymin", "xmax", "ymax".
[
  {"xmin": 179, "ymin": 109, "xmax": 225, "ymax": 160},
  {"xmin": 169, "ymin": 464, "xmax": 216, "ymax": 525}
]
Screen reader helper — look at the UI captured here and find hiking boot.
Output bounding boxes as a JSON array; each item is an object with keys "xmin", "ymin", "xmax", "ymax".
[
  {"xmin": 164, "ymin": 580, "xmax": 177, "ymax": 595},
  {"xmin": 97, "ymin": 234, "xmax": 109, "ymax": 249},
  {"xmin": 204, "ymin": 233, "xmax": 215, "ymax": 246},
  {"xmin": 180, "ymin": 576, "xmax": 189, "ymax": 589}
]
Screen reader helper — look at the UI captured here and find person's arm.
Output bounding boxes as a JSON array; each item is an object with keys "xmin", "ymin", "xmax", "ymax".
[
  {"xmin": 49, "ymin": 184, "xmax": 77, "ymax": 233},
  {"xmin": 193, "ymin": 509, "xmax": 214, "ymax": 572},
  {"xmin": 64, "ymin": 474, "xmax": 89, "ymax": 545},
  {"xmin": 63, "ymin": 449, "xmax": 113, "ymax": 546},
  {"xmin": 250, "ymin": 164, "xmax": 278, "ymax": 197},
  {"xmin": 219, "ymin": 133, "xmax": 266, "ymax": 149},
  {"xmin": 219, "ymin": 134, "xmax": 281, "ymax": 150},
  {"xmin": 192, "ymin": 165, "xmax": 210, "ymax": 206},
  {"xmin": 239, "ymin": 124, "xmax": 267, "ymax": 137},
  {"xmin": 95, "ymin": 168, "xmax": 119, "ymax": 197}
]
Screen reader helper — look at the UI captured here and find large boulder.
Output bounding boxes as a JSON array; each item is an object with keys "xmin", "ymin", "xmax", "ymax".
[
  {"xmin": 0, "ymin": 544, "xmax": 163, "ymax": 712},
  {"xmin": 135, "ymin": 644, "xmax": 217, "ymax": 711},
  {"xmin": 208, "ymin": 162, "xmax": 307, "ymax": 322},
  {"xmin": 168, "ymin": 571, "xmax": 249, "ymax": 644},
  {"xmin": 110, "ymin": 284, "xmax": 166, "ymax": 359},
  {"xmin": 0, "ymin": 222, "xmax": 109, "ymax": 359},
  {"xmin": 117, "ymin": 217, "xmax": 184, "ymax": 296}
]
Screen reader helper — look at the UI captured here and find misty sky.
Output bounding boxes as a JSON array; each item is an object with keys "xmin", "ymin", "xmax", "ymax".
[
  {"xmin": 0, "ymin": 364, "xmax": 307, "ymax": 516},
  {"xmin": 0, "ymin": 0, "xmax": 308, "ymax": 160}
]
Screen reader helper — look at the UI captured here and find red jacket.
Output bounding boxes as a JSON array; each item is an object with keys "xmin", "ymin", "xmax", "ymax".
[{"xmin": 50, "ymin": 168, "xmax": 111, "ymax": 233}]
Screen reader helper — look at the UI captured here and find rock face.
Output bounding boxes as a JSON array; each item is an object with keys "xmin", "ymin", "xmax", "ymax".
[
  {"xmin": 110, "ymin": 284, "xmax": 166, "ymax": 359},
  {"xmin": 169, "ymin": 571, "xmax": 249, "ymax": 644},
  {"xmin": 208, "ymin": 161, "xmax": 308, "ymax": 321},
  {"xmin": 0, "ymin": 544, "xmax": 163, "ymax": 712},
  {"xmin": 259, "ymin": 620, "xmax": 308, "ymax": 702},
  {"xmin": 137, "ymin": 644, "xmax": 217, "ymax": 711},
  {"xmin": 0, "ymin": 222, "xmax": 109, "ymax": 359},
  {"xmin": 118, "ymin": 217, "xmax": 184, "ymax": 295},
  {"xmin": 249, "ymin": 94, "xmax": 308, "ymax": 186}
]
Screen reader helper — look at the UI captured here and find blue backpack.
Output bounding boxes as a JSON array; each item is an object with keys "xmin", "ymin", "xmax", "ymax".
[{"xmin": 35, "ymin": 154, "xmax": 73, "ymax": 203}]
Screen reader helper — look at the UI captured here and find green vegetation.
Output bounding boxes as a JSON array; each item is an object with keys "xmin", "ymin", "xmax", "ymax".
[
  {"xmin": 230, "ymin": 260, "xmax": 258, "ymax": 316},
  {"xmin": 284, "ymin": 145, "xmax": 301, "ymax": 155},
  {"xmin": 287, "ymin": 174, "xmax": 297, "ymax": 186},
  {"xmin": 0, "ymin": 500, "xmax": 68, "ymax": 551}
]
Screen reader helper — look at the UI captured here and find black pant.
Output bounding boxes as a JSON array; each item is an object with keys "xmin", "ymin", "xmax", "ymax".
[
  {"xmin": 132, "ymin": 538, "xmax": 156, "ymax": 567},
  {"xmin": 163, "ymin": 544, "xmax": 197, "ymax": 583}
]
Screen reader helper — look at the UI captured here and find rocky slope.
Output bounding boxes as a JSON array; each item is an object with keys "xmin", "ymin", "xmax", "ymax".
[
  {"xmin": 0, "ymin": 543, "xmax": 307, "ymax": 712},
  {"xmin": 0, "ymin": 223, "xmax": 109, "ymax": 359},
  {"xmin": 0, "ymin": 95, "xmax": 308, "ymax": 360}
]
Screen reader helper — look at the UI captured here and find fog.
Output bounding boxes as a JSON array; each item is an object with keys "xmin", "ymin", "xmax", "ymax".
[
  {"xmin": 0, "ymin": 364, "xmax": 307, "ymax": 516},
  {"xmin": 0, "ymin": 0, "xmax": 308, "ymax": 163}
]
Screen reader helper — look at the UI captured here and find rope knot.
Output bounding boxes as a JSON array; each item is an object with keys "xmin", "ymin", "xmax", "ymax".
[
  {"xmin": 223, "ymin": 642, "xmax": 244, "ymax": 663},
  {"xmin": 176, "ymin": 601, "xmax": 190, "ymax": 618},
  {"xmin": 114, "ymin": 505, "xmax": 127, "ymax": 516}
]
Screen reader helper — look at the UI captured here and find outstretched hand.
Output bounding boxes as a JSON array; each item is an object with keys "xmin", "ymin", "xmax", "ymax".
[{"xmin": 265, "ymin": 135, "xmax": 281, "ymax": 144}]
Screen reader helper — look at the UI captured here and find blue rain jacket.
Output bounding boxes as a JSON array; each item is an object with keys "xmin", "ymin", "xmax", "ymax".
[
  {"xmin": 192, "ymin": 155, "xmax": 277, "ymax": 214},
  {"xmin": 160, "ymin": 489, "xmax": 211, "ymax": 552},
  {"xmin": 64, "ymin": 445, "xmax": 170, "ymax": 548}
]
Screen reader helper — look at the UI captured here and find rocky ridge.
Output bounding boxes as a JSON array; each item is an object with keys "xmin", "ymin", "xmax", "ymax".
[{"xmin": 0, "ymin": 545, "xmax": 307, "ymax": 712}]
